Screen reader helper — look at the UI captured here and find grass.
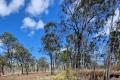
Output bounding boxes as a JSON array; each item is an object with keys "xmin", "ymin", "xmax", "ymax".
[{"xmin": 0, "ymin": 70, "xmax": 120, "ymax": 80}]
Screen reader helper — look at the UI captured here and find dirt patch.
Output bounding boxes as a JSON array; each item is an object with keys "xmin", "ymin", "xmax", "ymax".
[{"xmin": 0, "ymin": 72, "xmax": 50, "ymax": 80}]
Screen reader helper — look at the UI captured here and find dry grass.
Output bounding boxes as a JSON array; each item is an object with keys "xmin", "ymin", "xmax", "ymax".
[{"xmin": 0, "ymin": 70, "xmax": 120, "ymax": 80}]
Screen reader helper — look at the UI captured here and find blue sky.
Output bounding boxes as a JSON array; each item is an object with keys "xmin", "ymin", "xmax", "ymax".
[{"xmin": 0, "ymin": 0, "xmax": 62, "ymax": 59}]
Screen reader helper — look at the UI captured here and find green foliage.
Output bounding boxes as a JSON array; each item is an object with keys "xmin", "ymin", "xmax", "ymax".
[
  {"xmin": 58, "ymin": 50, "xmax": 69, "ymax": 63},
  {"xmin": 42, "ymin": 33, "xmax": 60, "ymax": 53},
  {"xmin": 44, "ymin": 22, "xmax": 56, "ymax": 33},
  {"xmin": 0, "ymin": 32, "xmax": 17, "ymax": 49},
  {"xmin": 0, "ymin": 32, "xmax": 34, "ymax": 75},
  {"xmin": 109, "ymin": 30, "xmax": 120, "ymax": 63},
  {"xmin": 0, "ymin": 55, "xmax": 7, "ymax": 66},
  {"xmin": 38, "ymin": 57, "xmax": 49, "ymax": 71}
]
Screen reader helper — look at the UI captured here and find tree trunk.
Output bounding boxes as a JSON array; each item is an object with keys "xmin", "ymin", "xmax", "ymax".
[
  {"xmin": 93, "ymin": 63, "xmax": 96, "ymax": 80},
  {"xmin": 77, "ymin": 35, "xmax": 81, "ymax": 69},
  {"xmin": 50, "ymin": 54, "xmax": 54, "ymax": 75},
  {"xmin": 104, "ymin": 47, "xmax": 111, "ymax": 80},
  {"xmin": 25, "ymin": 64, "xmax": 29, "ymax": 75},
  {"xmin": 1, "ymin": 65, "xmax": 4, "ymax": 75},
  {"xmin": 21, "ymin": 64, "xmax": 24, "ymax": 74},
  {"xmin": 104, "ymin": 57, "xmax": 110, "ymax": 80},
  {"xmin": 36, "ymin": 64, "xmax": 39, "ymax": 72},
  {"xmin": 26, "ymin": 68, "xmax": 28, "ymax": 75}
]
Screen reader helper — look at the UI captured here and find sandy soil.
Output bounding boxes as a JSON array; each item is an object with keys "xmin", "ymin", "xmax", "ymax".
[
  {"xmin": 0, "ymin": 72, "xmax": 50, "ymax": 80},
  {"xmin": 0, "ymin": 72, "xmax": 120, "ymax": 80}
]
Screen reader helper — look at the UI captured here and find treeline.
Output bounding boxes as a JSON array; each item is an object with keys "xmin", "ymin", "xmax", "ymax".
[{"xmin": 0, "ymin": 32, "xmax": 49, "ymax": 75}]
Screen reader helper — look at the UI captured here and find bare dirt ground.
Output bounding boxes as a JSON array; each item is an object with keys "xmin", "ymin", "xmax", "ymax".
[
  {"xmin": 0, "ymin": 71, "xmax": 120, "ymax": 80},
  {"xmin": 0, "ymin": 72, "xmax": 50, "ymax": 80}
]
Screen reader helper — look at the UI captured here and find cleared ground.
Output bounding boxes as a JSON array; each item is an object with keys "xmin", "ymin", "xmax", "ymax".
[
  {"xmin": 0, "ymin": 71, "xmax": 120, "ymax": 80},
  {"xmin": 0, "ymin": 72, "xmax": 51, "ymax": 80}
]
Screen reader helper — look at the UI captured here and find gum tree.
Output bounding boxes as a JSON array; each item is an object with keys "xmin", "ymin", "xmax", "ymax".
[{"xmin": 42, "ymin": 22, "xmax": 60, "ymax": 75}]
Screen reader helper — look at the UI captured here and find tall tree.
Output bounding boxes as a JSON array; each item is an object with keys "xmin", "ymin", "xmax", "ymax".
[
  {"xmin": 109, "ymin": 26, "xmax": 120, "ymax": 64},
  {"xmin": 0, "ymin": 32, "xmax": 17, "ymax": 72},
  {"xmin": 15, "ymin": 43, "xmax": 32, "ymax": 75},
  {"xmin": 61, "ymin": 0, "xmax": 119, "ymax": 69},
  {"xmin": 42, "ymin": 22, "xmax": 60, "ymax": 75}
]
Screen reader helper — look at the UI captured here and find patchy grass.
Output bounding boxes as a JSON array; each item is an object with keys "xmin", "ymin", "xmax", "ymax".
[{"xmin": 0, "ymin": 70, "xmax": 120, "ymax": 80}]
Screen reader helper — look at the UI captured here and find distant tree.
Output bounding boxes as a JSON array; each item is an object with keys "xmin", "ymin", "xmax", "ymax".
[
  {"xmin": 38, "ymin": 57, "xmax": 48, "ymax": 72},
  {"xmin": 29, "ymin": 57, "xmax": 36, "ymax": 72},
  {"xmin": 15, "ymin": 44, "xmax": 32, "ymax": 75},
  {"xmin": 24, "ymin": 52, "xmax": 32, "ymax": 75},
  {"xmin": 0, "ymin": 32, "xmax": 34, "ymax": 75},
  {"xmin": 0, "ymin": 32, "xmax": 17, "ymax": 70}
]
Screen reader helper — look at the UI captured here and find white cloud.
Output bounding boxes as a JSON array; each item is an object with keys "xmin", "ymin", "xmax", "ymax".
[
  {"xmin": 22, "ymin": 17, "xmax": 44, "ymax": 30},
  {"xmin": 0, "ymin": 0, "xmax": 24, "ymax": 16},
  {"xmin": 37, "ymin": 20, "xmax": 45, "ymax": 29},
  {"xmin": 26, "ymin": 0, "xmax": 53, "ymax": 16},
  {"xmin": 28, "ymin": 31, "xmax": 35, "ymax": 37},
  {"xmin": 21, "ymin": 17, "xmax": 45, "ymax": 36},
  {"xmin": 105, "ymin": 8, "xmax": 120, "ymax": 35},
  {"xmin": 22, "ymin": 0, "xmax": 54, "ymax": 36},
  {"xmin": 22, "ymin": 17, "xmax": 36, "ymax": 29},
  {"xmin": 94, "ymin": 8, "xmax": 120, "ymax": 38}
]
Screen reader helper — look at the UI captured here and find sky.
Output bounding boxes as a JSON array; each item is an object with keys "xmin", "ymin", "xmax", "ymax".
[{"xmin": 0, "ymin": 0, "xmax": 62, "ymax": 59}]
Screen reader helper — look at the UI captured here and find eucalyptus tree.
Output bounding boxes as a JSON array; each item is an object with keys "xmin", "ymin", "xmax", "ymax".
[
  {"xmin": 24, "ymin": 53, "xmax": 32, "ymax": 75},
  {"xmin": 0, "ymin": 32, "xmax": 34, "ymax": 75},
  {"xmin": 0, "ymin": 55, "xmax": 7, "ymax": 75},
  {"xmin": 38, "ymin": 57, "xmax": 49, "ymax": 72},
  {"xmin": 15, "ymin": 43, "xmax": 33, "ymax": 75},
  {"xmin": 61, "ymin": 0, "xmax": 120, "ymax": 68},
  {"xmin": 0, "ymin": 32, "xmax": 18, "ymax": 71},
  {"xmin": 60, "ymin": 0, "xmax": 120, "ymax": 80},
  {"xmin": 105, "ymin": 5, "xmax": 120, "ymax": 80},
  {"xmin": 0, "ymin": 54, "xmax": 11, "ymax": 75},
  {"xmin": 29, "ymin": 57, "xmax": 36, "ymax": 72},
  {"xmin": 109, "ymin": 27, "xmax": 120, "ymax": 64},
  {"xmin": 42, "ymin": 22, "xmax": 60, "ymax": 75},
  {"xmin": 15, "ymin": 44, "xmax": 26, "ymax": 74},
  {"xmin": 61, "ymin": 0, "xmax": 104, "ymax": 68}
]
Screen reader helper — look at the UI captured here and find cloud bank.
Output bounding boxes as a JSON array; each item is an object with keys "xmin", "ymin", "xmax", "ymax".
[
  {"xmin": 0, "ymin": 0, "xmax": 54, "ymax": 36},
  {"xmin": 22, "ymin": 0, "xmax": 54, "ymax": 36},
  {"xmin": 26, "ymin": 0, "xmax": 53, "ymax": 16},
  {"xmin": 0, "ymin": 0, "xmax": 25, "ymax": 16}
]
